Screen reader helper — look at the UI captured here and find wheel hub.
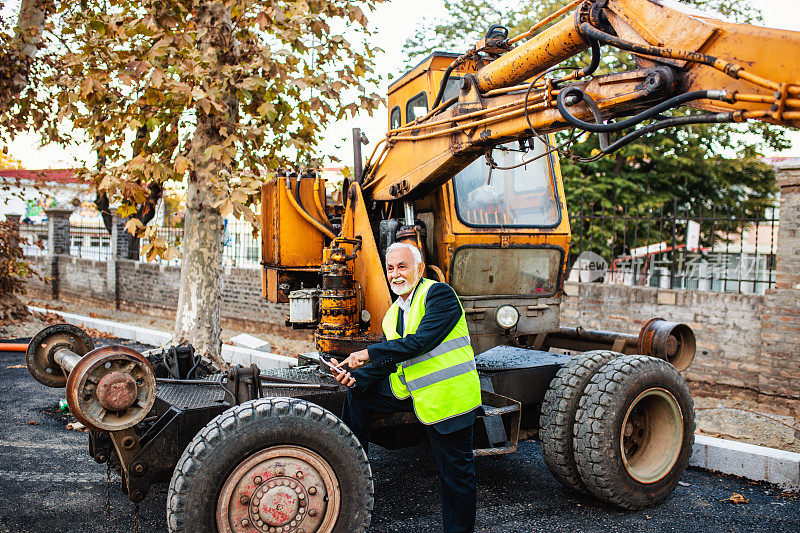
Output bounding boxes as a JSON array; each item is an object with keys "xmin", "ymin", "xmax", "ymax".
[
  {"xmin": 96, "ymin": 371, "xmax": 138, "ymax": 411},
  {"xmin": 253, "ymin": 479, "xmax": 303, "ymax": 527},
  {"xmin": 217, "ymin": 446, "xmax": 340, "ymax": 533},
  {"xmin": 620, "ymin": 387, "xmax": 683, "ymax": 484}
]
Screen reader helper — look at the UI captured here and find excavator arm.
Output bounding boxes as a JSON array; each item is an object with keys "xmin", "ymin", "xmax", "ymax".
[{"xmin": 361, "ymin": 0, "xmax": 800, "ymax": 202}]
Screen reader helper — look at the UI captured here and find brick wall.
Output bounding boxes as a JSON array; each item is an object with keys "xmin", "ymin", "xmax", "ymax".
[
  {"xmin": 760, "ymin": 159, "xmax": 800, "ymax": 403},
  {"xmin": 23, "ymin": 256, "xmax": 54, "ymax": 300},
  {"xmin": 58, "ymin": 257, "xmax": 114, "ymax": 304},
  {"xmin": 561, "ymin": 283, "xmax": 768, "ymax": 398},
  {"xmin": 117, "ymin": 260, "xmax": 180, "ymax": 313}
]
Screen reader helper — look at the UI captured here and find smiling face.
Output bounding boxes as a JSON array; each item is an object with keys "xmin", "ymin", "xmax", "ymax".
[{"xmin": 386, "ymin": 246, "xmax": 425, "ymax": 297}]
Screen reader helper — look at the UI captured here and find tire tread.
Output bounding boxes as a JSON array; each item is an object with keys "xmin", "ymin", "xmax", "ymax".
[{"xmin": 167, "ymin": 397, "xmax": 373, "ymax": 532}]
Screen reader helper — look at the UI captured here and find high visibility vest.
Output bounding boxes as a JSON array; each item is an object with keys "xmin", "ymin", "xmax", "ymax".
[{"xmin": 385, "ymin": 278, "xmax": 482, "ymax": 425}]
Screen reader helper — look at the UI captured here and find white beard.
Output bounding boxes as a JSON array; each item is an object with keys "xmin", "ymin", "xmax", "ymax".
[{"xmin": 390, "ymin": 279, "xmax": 410, "ymax": 296}]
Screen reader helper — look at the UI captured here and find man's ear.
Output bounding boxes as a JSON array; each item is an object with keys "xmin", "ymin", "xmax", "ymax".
[{"xmin": 417, "ymin": 262, "xmax": 426, "ymax": 278}]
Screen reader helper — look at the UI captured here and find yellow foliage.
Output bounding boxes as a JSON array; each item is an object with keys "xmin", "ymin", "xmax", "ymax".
[{"xmin": 0, "ymin": 149, "xmax": 23, "ymax": 170}]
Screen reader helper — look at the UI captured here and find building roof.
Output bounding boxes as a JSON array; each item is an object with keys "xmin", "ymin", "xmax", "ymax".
[{"xmin": 0, "ymin": 168, "xmax": 82, "ymax": 184}]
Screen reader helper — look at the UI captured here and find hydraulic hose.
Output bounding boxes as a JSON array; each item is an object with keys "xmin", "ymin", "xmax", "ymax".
[
  {"xmin": 580, "ymin": 23, "xmax": 743, "ymax": 79},
  {"xmin": 432, "ymin": 57, "xmax": 466, "ymax": 110},
  {"xmin": 313, "ymin": 177, "xmax": 333, "ymax": 228},
  {"xmin": 600, "ymin": 112, "xmax": 735, "ymax": 153},
  {"xmin": 556, "ymin": 87, "xmax": 729, "ymax": 133},
  {"xmin": 575, "ymin": 36, "xmax": 601, "ymax": 79},
  {"xmin": 283, "ymin": 179, "xmax": 336, "ymax": 240}
]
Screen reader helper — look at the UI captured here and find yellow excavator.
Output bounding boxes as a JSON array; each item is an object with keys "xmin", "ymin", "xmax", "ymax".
[{"xmin": 24, "ymin": 1, "xmax": 800, "ymax": 530}]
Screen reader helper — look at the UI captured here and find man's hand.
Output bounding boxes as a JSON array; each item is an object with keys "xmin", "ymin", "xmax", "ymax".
[
  {"xmin": 343, "ymin": 349, "xmax": 370, "ymax": 369},
  {"xmin": 329, "ymin": 358, "xmax": 356, "ymax": 387}
]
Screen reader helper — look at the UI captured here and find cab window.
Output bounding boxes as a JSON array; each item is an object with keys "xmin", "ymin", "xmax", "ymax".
[
  {"xmin": 390, "ymin": 106, "xmax": 401, "ymax": 130},
  {"xmin": 452, "ymin": 140, "xmax": 560, "ymax": 227},
  {"xmin": 406, "ymin": 92, "xmax": 428, "ymax": 123}
]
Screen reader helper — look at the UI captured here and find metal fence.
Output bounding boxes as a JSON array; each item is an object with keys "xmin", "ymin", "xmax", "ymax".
[
  {"xmin": 69, "ymin": 219, "xmax": 112, "ymax": 261},
  {"xmin": 568, "ymin": 198, "xmax": 779, "ymax": 294},
  {"xmin": 19, "ymin": 222, "xmax": 47, "ymax": 257},
  {"xmin": 141, "ymin": 219, "xmax": 261, "ymax": 267},
  {"xmin": 19, "ymin": 217, "xmax": 261, "ymax": 268}
]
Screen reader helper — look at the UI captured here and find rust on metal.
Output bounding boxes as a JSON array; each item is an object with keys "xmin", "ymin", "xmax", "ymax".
[
  {"xmin": 637, "ymin": 318, "xmax": 696, "ymax": 371},
  {"xmin": 216, "ymin": 445, "xmax": 340, "ymax": 533},
  {"xmin": 65, "ymin": 345, "xmax": 157, "ymax": 432},
  {"xmin": 96, "ymin": 371, "xmax": 138, "ymax": 411}
]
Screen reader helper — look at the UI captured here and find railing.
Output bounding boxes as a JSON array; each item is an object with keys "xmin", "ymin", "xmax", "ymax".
[
  {"xmin": 19, "ymin": 217, "xmax": 261, "ymax": 269},
  {"xmin": 141, "ymin": 219, "xmax": 261, "ymax": 267},
  {"xmin": 19, "ymin": 222, "xmax": 47, "ymax": 257},
  {"xmin": 222, "ymin": 219, "xmax": 261, "ymax": 268},
  {"xmin": 69, "ymin": 219, "xmax": 111, "ymax": 261},
  {"xmin": 568, "ymin": 198, "xmax": 779, "ymax": 294}
]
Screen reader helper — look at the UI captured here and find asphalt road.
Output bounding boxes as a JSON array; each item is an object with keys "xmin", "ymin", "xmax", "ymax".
[{"xmin": 0, "ymin": 341, "xmax": 797, "ymax": 532}]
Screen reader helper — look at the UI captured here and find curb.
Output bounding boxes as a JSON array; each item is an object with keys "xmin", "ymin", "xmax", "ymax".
[
  {"xmin": 690, "ymin": 434, "xmax": 800, "ymax": 489},
  {"xmin": 28, "ymin": 305, "xmax": 296, "ymax": 370}
]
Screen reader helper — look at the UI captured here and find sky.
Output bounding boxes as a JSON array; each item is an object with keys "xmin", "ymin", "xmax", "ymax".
[{"xmin": 4, "ymin": 0, "xmax": 800, "ymax": 169}]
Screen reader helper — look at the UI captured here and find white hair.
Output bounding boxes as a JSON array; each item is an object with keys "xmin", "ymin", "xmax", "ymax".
[{"xmin": 386, "ymin": 242, "xmax": 423, "ymax": 266}]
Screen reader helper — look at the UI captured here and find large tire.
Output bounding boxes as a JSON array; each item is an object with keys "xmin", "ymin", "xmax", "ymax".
[
  {"xmin": 167, "ymin": 397, "xmax": 373, "ymax": 532},
  {"xmin": 539, "ymin": 350, "xmax": 620, "ymax": 493},
  {"xmin": 574, "ymin": 355, "xmax": 694, "ymax": 510}
]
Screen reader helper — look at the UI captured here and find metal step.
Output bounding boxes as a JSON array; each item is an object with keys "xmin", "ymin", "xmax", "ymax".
[{"xmin": 473, "ymin": 390, "xmax": 521, "ymax": 457}]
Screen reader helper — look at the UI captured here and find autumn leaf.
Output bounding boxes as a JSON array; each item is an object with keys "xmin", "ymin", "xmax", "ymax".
[
  {"xmin": 117, "ymin": 204, "xmax": 138, "ymax": 218},
  {"xmin": 124, "ymin": 218, "xmax": 144, "ymax": 235},
  {"xmin": 722, "ymin": 492, "xmax": 749, "ymax": 504},
  {"xmin": 174, "ymin": 155, "xmax": 191, "ymax": 175}
]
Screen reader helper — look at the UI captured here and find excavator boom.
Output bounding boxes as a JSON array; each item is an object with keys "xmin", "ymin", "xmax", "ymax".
[{"xmin": 362, "ymin": 0, "xmax": 800, "ymax": 202}]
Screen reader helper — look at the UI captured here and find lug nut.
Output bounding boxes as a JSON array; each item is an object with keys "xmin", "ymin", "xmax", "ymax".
[
  {"xmin": 308, "ymin": 486, "xmax": 317, "ymax": 495},
  {"xmin": 132, "ymin": 462, "xmax": 145, "ymax": 475},
  {"xmin": 296, "ymin": 471, "xmax": 304, "ymax": 479},
  {"xmin": 254, "ymin": 476, "xmax": 263, "ymax": 484},
  {"xmin": 241, "ymin": 518, "xmax": 250, "ymax": 527},
  {"xmin": 276, "ymin": 468, "xmax": 284, "ymax": 476},
  {"xmin": 308, "ymin": 509, "xmax": 317, "ymax": 517},
  {"xmin": 240, "ymin": 494, "xmax": 250, "ymax": 505}
]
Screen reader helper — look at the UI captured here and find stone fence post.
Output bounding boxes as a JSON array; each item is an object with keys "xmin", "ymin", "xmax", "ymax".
[
  {"xmin": 5, "ymin": 214, "xmax": 21, "ymax": 249},
  {"xmin": 112, "ymin": 216, "xmax": 140, "ymax": 261},
  {"xmin": 760, "ymin": 158, "xmax": 800, "ymax": 408},
  {"xmin": 45, "ymin": 208, "xmax": 73, "ymax": 256},
  {"xmin": 44, "ymin": 207, "xmax": 73, "ymax": 299}
]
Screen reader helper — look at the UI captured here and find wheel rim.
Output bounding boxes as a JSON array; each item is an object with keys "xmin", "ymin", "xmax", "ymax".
[
  {"xmin": 65, "ymin": 345, "xmax": 156, "ymax": 431},
  {"xmin": 619, "ymin": 387, "xmax": 683, "ymax": 484},
  {"xmin": 217, "ymin": 445, "xmax": 341, "ymax": 533}
]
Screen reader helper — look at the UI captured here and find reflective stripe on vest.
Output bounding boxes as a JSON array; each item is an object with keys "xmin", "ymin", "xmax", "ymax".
[
  {"xmin": 384, "ymin": 278, "xmax": 482, "ymax": 424},
  {"xmin": 402, "ymin": 335, "xmax": 472, "ymax": 370}
]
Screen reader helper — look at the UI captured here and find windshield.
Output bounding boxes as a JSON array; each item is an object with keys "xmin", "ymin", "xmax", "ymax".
[
  {"xmin": 453, "ymin": 140, "xmax": 559, "ymax": 227},
  {"xmin": 450, "ymin": 247, "xmax": 562, "ymax": 296}
]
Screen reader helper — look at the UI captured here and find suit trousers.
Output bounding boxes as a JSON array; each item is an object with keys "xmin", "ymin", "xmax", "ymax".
[{"xmin": 342, "ymin": 379, "xmax": 477, "ymax": 533}]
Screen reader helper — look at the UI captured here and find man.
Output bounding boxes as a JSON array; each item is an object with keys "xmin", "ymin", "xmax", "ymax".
[{"xmin": 331, "ymin": 242, "xmax": 482, "ymax": 533}]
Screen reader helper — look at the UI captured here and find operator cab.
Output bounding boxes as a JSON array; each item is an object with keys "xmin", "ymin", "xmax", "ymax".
[
  {"xmin": 384, "ymin": 53, "xmax": 571, "ymax": 354},
  {"xmin": 387, "ymin": 52, "xmax": 477, "ymax": 129}
]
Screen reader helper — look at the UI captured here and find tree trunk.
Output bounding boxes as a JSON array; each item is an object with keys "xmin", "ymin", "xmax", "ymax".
[
  {"xmin": 12, "ymin": 0, "xmax": 49, "ymax": 91},
  {"xmin": 173, "ymin": 1, "xmax": 238, "ymax": 369}
]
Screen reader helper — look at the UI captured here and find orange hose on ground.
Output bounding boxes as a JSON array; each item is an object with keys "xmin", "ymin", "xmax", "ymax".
[{"xmin": 0, "ymin": 343, "xmax": 28, "ymax": 352}]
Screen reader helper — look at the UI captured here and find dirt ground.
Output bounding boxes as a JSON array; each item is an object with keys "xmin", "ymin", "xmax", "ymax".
[{"xmin": 2, "ymin": 300, "xmax": 798, "ymax": 454}]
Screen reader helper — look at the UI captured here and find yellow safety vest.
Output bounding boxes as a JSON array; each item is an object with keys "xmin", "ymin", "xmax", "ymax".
[{"xmin": 385, "ymin": 278, "xmax": 482, "ymax": 425}]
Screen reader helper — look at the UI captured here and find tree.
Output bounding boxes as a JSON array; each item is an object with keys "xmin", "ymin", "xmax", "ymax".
[
  {"xmin": 404, "ymin": 0, "xmax": 789, "ymax": 259},
  {"xmin": 3, "ymin": 0, "xmax": 386, "ymax": 367}
]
